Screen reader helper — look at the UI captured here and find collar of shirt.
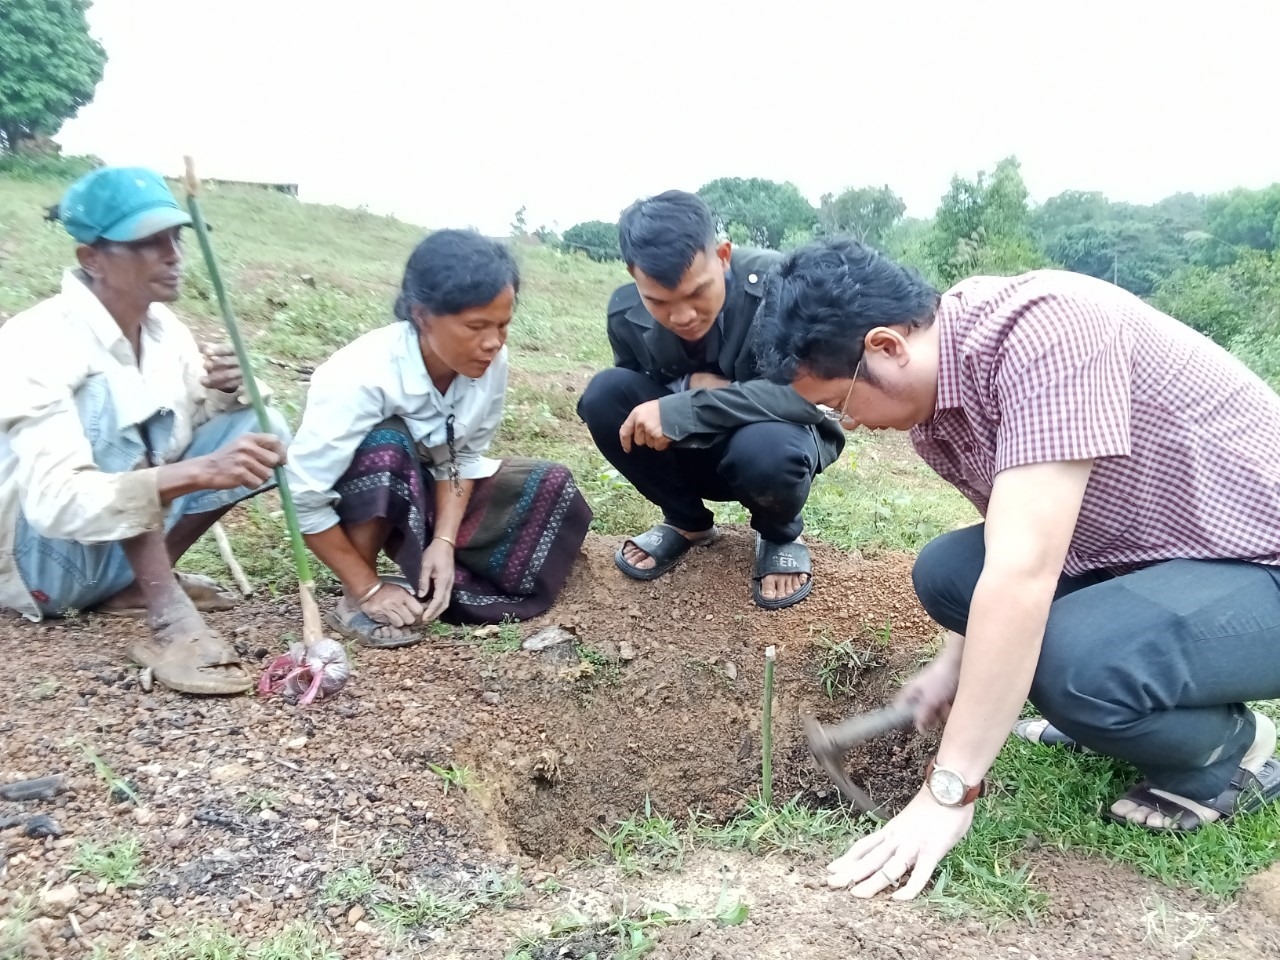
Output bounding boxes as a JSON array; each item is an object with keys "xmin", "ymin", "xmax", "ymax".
[
  {"xmin": 62, "ymin": 269, "xmax": 164, "ymax": 362},
  {"xmin": 59, "ymin": 269, "xmax": 188, "ymax": 431},
  {"xmin": 391, "ymin": 322, "xmax": 479, "ymax": 399}
]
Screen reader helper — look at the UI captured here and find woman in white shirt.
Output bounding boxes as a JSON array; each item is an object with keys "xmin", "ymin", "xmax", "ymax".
[{"xmin": 284, "ymin": 229, "xmax": 592, "ymax": 646}]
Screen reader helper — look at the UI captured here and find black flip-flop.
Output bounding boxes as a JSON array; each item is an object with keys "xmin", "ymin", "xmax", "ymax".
[
  {"xmin": 614, "ymin": 524, "xmax": 719, "ymax": 581},
  {"xmin": 1103, "ymin": 757, "xmax": 1280, "ymax": 832},
  {"xmin": 752, "ymin": 534, "xmax": 813, "ymax": 610}
]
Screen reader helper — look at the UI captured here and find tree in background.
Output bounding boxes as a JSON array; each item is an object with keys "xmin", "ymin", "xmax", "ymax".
[
  {"xmin": 923, "ymin": 156, "xmax": 1049, "ymax": 285},
  {"xmin": 1194, "ymin": 185, "xmax": 1280, "ymax": 267},
  {"xmin": 0, "ymin": 0, "xmax": 107, "ymax": 153},
  {"xmin": 817, "ymin": 185, "xmax": 906, "ymax": 248},
  {"xmin": 696, "ymin": 177, "xmax": 817, "ymax": 249},
  {"xmin": 562, "ymin": 220, "xmax": 621, "ymax": 263}
]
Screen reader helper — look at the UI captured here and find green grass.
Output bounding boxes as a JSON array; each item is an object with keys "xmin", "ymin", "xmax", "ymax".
[
  {"xmin": 427, "ymin": 762, "xmax": 476, "ymax": 796},
  {"xmin": 505, "ymin": 893, "xmax": 749, "ymax": 960},
  {"xmin": 318, "ymin": 864, "xmax": 377, "ymax": 906},
  {"xmin": 142, "ymin": 920, "xmax": 339, "ymax": 960},
  {"xmin": 593, "ymin": 797, "xmax": 689, "ymax": 876},
  {"xmin": 71, "ymin": 836, "xmax": 145, "ymax": 889}
]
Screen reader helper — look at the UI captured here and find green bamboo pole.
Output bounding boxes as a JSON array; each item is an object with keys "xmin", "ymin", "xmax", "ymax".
[
  {"xmin": 762, "ymin": 645, "xmax": 776, "ymax": 807},
  {"xmin": 181, "ymin": 156, "xmax": 324, "ymax": 649}
]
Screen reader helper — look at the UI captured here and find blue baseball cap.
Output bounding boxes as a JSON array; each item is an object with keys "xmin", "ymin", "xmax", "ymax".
[{"xmin": 59, "ymin": 166, "xmax": 193, "ymax": 245}]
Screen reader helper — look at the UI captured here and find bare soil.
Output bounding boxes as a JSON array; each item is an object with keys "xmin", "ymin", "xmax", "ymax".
[{"xmin": 3, "ymin": 529, "xmax": 1278, "ymax": 959}]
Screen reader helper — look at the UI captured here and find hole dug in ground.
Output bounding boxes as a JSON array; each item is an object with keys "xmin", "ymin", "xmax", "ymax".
[{"xmin": 444, "ymin": 531, "xmax": 943, "ymax": 862}]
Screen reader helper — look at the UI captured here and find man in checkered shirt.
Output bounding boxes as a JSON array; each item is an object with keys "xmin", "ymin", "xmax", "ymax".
[{"xmin": 755, "ymin": 236, "xmax": 1280, "ymax": 901}]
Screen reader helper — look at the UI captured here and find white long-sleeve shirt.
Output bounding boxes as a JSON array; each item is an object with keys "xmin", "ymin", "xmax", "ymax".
[
  {"xmin": 284, "ymin": 322, "xmax": 508, "ymax": 535},
  {"xmin": 0, "ymin": 269, "xmax": 254, "ymax": 620}
]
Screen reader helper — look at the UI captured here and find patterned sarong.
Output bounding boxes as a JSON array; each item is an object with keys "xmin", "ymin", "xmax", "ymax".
[{"xmin": 332, "ymin": 419, "xmax": 592, "ymax": 624}]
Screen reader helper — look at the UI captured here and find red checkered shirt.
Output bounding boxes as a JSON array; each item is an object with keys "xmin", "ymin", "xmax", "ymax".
[{"xmin": 909, "ymin": 270, "xmax": 1280, "ymax": 577}]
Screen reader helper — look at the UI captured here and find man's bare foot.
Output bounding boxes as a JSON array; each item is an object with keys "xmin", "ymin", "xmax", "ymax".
[
  {"xmin": 758, "ymin": 568, "xmax": 810, "ymax": 603},
  {"xmin": 99, "ymin": 572, "xmax": 239, "ymax": 617},
  {"xmin": 621, "ymin": 526, "xmax": 716, "ymax": 570},
  {"xmin": 752, "ymin": 535, "xmax": 813, "ymax": 609},
  {"xmin": 1109, "ymin": 711, "xmax": 1277, "ymax": 828},
  {"xmin": 127, "ymin": 606, "xmax": 252, "ymax": 695}
]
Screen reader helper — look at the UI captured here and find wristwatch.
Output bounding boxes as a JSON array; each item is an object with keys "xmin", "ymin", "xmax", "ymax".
[{"xmin": 924, "ymin": 758, "xmax": 986, "ymax": 806}]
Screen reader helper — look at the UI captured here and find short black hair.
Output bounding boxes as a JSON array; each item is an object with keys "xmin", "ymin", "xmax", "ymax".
[
  {"xmin": 617, "ymin": 190, "xmax": 716, "ymax": 289},
  {"xmin": 394, "ymin": 228, "xmax": 520, "ymax": 322},
  {"xmin": 755, "ymin": 236, "xmax": 940, "ymax": 383}
]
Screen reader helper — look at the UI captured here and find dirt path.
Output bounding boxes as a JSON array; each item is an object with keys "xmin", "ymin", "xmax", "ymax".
[{"xmin": 2, "ymin": 530, "xmax": 1277, "ymax": 958}]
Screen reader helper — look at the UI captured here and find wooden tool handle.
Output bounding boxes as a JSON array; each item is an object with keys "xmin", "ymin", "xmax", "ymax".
[
  {"xmin": 183, "ymin": 155, "xmax": 200, "ymax": 197},
  {"xmin": 823, "ymin": 703, "xmax": 916, "ymax": 751}
]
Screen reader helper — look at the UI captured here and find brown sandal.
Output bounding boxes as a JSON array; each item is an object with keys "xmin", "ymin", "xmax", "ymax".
[{"xmin": 128, "ymin": 631, "xmax": 253, "ymax": 696}]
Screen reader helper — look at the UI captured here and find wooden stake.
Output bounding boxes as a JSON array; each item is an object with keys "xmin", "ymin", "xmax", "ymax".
[
  {"xmin": 211, "ymin": 521, "xmax": 253, "ymax": 596},
  {"xmin": 762, "ymin": 645, "xmax": 776, "ymax": 808}
]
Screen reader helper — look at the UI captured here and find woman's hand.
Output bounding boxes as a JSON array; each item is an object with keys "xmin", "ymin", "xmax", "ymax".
[
  {"xmin": 419, "ymin": 538, "xmax": 457, "ymax": 622},
  {"xmin": 360, "ymin": 581, "xmax": 424, "ymax": 627}
]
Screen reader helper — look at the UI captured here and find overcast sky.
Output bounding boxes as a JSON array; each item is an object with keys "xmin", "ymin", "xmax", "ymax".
[{"xmin": 56, "ymin": 0, "xmax": 1279, "ymax": 236}]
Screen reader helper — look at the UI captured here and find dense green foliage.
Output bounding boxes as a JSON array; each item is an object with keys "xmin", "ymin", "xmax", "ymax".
[
  {"xmin": 0, "ymin": 0, "xmax": 107, "ymax": 152},
  {"xmin": 561, "ymin": 219, "xmax": 621, "ymax": 262}
]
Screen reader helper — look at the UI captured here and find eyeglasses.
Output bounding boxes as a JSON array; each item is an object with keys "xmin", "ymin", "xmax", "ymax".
[{"xmin": 822, "ymin": 356, "xmax": 864, "ymax": 424}]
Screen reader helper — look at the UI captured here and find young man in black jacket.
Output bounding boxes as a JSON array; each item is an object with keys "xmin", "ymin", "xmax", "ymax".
[{"xmin": 577, "ymin": 191, "xmax": 844, "ymax": 609}]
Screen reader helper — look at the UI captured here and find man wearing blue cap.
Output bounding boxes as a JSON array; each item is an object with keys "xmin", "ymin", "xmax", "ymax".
[{"xmin": 0, "ymin": 166, "xmax": 291, "ymax": 696}]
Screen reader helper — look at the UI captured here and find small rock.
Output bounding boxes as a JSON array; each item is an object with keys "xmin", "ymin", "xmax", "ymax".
[
  {"xmin": 39, "ymin": 884, "xmax": 78, "ymax": 918},
  {"xmin": 139, "ymin": 667, "xmax": 154, "ymax": 692},
  {"xmin": 523, "ymin": 626, "xmax": 575, "ymax": 651},
  {"xmin": 259, "ymin": 809, "xmax": 280, "ymax": 822},
  {"xmin": 288, "ymin": 793, "xmax": 305, "ymax": 805},
  {"xmin": 1175, "ymin": 948, "xmax": 1194, "ymax": 960},
  {"xmin": 25, "ymin": 815, "xmax": 62, "ymax": 839},
  {"xmin": 302, "ymin": 818, "xmax": 321, "ymax": 832},
  {"xmin": 79, "ymin": 903, "xmax": 102, "ymax": 920},
  {"xmin": 165, "ymin": 830, "xmax": 188, "ymax": 848},
  {"xmin": 0, "ymin": 774, "xmax": 64, "ymax": 801},
  {"xmin": 723, "ymin": 661, "xmax": 738, "ymax": 681},
  {"xmin": 481, "ymin": 692, "xmax": 501, "ymax": 706},
  {"xmin": 354, "ymin": 920, "xmax": 373, "ymax": 935},
  {"xmin": 210, "ymin": 763, "xmax": 250, "ymax": 785},
  {"xmin": 618, "ymin": 642, "xmax": 637, "ymax": 661},
  {"xmin": 295, "ymin": 847, "xmax": 314, "ymax": 862},
  {"xmin": 285, "ymin": 736, "xmax": 308, "ymax": 750},
  {"xmin": 133, "ymin": 808, "xmax": 155, "ymax": 826},
  {"xmin": 108, "ymin": 782, "xmax": 137, "ymax": 804},
  {"xmin": 160, "ymin": 902, "xmax": 175, "ymax": 918},
  {"xmin": 347, "ymin": 905, "xmax": 365, "ymax": 925}
]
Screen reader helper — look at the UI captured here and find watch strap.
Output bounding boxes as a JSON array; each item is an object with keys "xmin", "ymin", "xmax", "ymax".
[{"xmin": 925, "ymin": 758, "xmax": 986, "ymax": 805}]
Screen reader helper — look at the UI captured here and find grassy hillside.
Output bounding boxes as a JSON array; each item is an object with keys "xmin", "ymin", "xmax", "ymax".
[{"xmin": 0, "ymin": 170, "xmax": 976, "ymax": 592}]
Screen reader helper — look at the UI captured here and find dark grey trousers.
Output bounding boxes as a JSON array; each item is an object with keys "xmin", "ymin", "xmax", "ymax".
[{"xmin": 912, "ymin": 523, "xmax": 1280, "ymax": 801}]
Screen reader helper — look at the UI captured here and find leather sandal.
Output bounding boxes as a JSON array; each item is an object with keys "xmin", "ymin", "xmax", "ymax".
[
  {"xmin": 751, "ymin": 534, "xmax": 813, "ymax": 610},
  {"xmin": 127, "ymin": 631, "xmax": 253, "ymax": 696},
  {"xmin": 614, "ymin": 524, "xmax": 719, "ymax": 581}
]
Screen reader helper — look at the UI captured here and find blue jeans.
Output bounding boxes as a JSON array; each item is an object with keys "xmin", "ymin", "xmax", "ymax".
[{"xmin": 15, "ymin": 376, "xmax": 291, "ymax": 615}]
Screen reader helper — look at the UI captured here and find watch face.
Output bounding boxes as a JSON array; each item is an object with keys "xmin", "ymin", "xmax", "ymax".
[{"xmin": 929, "ymin": 768, "xmax": 965, "ymax": 805}]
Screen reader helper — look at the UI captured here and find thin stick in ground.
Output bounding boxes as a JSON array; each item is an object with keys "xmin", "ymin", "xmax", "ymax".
[{"xmin": 762, "ymin": 645, "xmax": 776, "ymax": 807}]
